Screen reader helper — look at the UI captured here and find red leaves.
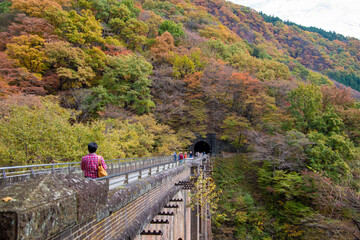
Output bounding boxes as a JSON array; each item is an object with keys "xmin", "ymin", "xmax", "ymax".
[
  {"xmin": 321, "ymin": 84, "xmax": 354, "ymax": 108},
  {"xmin": 103, "ymin": 44, "xmax": 132, "ymax": 56},
  {"xmin": 0, "ymin": 52, "xmax": 45, "ymax": 96},
  {"xmin": 0, "ymin": 14, "xmax": 58, "ymax": 51}
]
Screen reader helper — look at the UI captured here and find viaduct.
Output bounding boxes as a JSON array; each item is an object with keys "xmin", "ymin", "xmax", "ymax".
[{"xmin": 0, "ymin": 157, "xmax": 213, "ymax": 240}]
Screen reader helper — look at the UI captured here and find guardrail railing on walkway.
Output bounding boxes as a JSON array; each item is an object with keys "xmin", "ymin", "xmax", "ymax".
[
  {"xmin": 0, "ymin": 155, "xmax": 204, "ymax": 189},
  {"xmin": 0, "ymin": 156, "xmax": 174, "ymax": 189},
  {"xmin": 95, "ymin": 160, "xmax": 190, "ymax": 190},
  {"xmin": 0, "ymin": 156, "xmax": 172, "ymax": 179}
]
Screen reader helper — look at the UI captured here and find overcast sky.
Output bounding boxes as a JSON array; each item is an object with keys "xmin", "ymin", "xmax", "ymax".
[{"xmin": 229, "ymin": 0, "xmax": 360, "ymax": 40}]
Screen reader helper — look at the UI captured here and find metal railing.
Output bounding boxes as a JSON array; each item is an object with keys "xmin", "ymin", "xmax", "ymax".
[
  {"xmin": 0, "ymin": 155, "xmax": 203, "ymax": 189},
  {"xmin": 0, "ymin": 156, "xmax": 173, "ymax": 187},
  {"xmin": 95, "ymin": 159, "xmax": 190, "ymax": 190}
]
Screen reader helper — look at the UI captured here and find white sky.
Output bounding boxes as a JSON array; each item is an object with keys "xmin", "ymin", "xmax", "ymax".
[{"xmin": 229, "ymin": 0, "xmax": 360, "ymax": 40}]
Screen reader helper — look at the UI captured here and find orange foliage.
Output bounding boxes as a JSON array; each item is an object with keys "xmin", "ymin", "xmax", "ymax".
[
  {"xmin": 226, "ymin": 72, "xmax": 277, "ymax": 123},
  {"xmin": 230, "ymin": 72, "xmax": 264, "ymax": 96},
  {"xmin": 183, "ymin": 72, "xmax": 204, "ymax": 99},
  {"xmin": 150, "ymin": 32, "xmax": 176, "ymax": 64},
  {"xmin": 103, "ymin": 45, "xmax": 132, "ymax": 56}
]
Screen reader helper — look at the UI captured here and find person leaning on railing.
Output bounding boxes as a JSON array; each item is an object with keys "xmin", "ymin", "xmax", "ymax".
[{"xmin": 81, "ymin": 142, "xmax": 107, "ymax": 179}]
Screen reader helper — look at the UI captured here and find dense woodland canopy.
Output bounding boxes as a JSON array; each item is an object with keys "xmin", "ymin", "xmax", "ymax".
[{"xmin": 1, "ymin": 0, "xmax": 360, "ymax": 238}]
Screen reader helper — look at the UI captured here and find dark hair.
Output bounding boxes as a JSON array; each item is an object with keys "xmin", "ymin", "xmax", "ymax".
[{"xmin": 88, "ymin": 142, "xmax": 98, "ymax": 153}]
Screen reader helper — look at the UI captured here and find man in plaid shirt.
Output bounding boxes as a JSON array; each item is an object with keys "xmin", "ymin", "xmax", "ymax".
[{"xmin": 81, "ymin": 142, "xmax": 107, "ymax": 179}]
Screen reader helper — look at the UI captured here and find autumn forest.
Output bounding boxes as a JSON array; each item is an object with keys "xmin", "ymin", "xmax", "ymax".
[{"xmin": 1, "ymin": 0, "xmax": 360, "ymax": 238}]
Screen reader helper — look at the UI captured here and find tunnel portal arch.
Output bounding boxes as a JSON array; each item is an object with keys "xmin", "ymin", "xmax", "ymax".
[
  {"xmin": 194, "ymin": 141, "xmax": 210, "ymax": 154},
  {"xmin": 190, "ymin": 133, "xmax": 216, "ymax": 155}
]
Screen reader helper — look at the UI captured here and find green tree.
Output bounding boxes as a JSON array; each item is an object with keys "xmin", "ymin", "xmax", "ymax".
[
  {"xmin": 141, "ymin": 10, "xmax": 163, "ymax": 38},
  {"xmin": 119, "ymin": 18, "xmax": 149, "ymax": 50},
  {"xmin": 120, "ymin": 0, "xmax": 140, "ymax": 17},
  {"xmin": 221, "ymin": 114, "xmax": 250, "ymax": 148},
  {"xmin": 307, "ymin": 71, "xmax": 332, "ymax": 85},
  {"xmin": 288, "ymin": 83, "xmax": 323, "ymax": 133},
  {"xmin": 44, "ymin": 41, "xmax": 95, "ymax": 90},
  {"xmin": 51, "ymin": 9, "xmax": 105, "ymax": 45},
  {"xmin": 306, "ymin": 131, "xmax": 354, "ymax": 180},
  {"xmin": 0, "ymin": 96, "xmax": 182, "ymax": 166},
  {"xmin": 159, "ymin": 20, "xmax": 185, "ymax": 38},
  {"xmin": 0, "ymin": 1, "xmax": 11, "ymax": 13},
  {"xmin": 82, "ymin": 86, "xmax": 114, "ymax": 118},
  {"xmin": 171, "ymin": 50, "xmax": 205, "ymax": 79},
  {"xmin": 101, "ymin": 54, "xmax": 155, "ymax": 114},
  {"xmin": 0, "ymin": 98, "xmax": 103, "ymax": 165},
  {"xmin": 134, "ymin": 114, "xmax": 182, "ymax": 153},
  {"xmin": 84, "ymin": 47, "xmax": 107, "ymax": 72}
]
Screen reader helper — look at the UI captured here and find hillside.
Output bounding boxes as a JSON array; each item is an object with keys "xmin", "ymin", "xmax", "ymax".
[{"xmin": 1, "ymin": 0, "xmax": 360, "ymax": 238}]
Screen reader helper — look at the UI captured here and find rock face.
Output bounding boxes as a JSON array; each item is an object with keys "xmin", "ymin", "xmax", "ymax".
[{"xmin": 0, "ymin": 174, "xmax": 107, "ymax": 240}]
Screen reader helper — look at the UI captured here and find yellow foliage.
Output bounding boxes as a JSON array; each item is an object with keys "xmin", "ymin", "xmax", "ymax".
[
  {"xmin": 189, "ymin": 170, "xmax": 221, "ymax": 215},
  {"xmin": 134, "ymin": 114, "xmax": 182, "ymax": 154},
  {"xmin": 11, "ymin": 0, "xmax": 70, "ymax": 17},
  {"xmin": 6, "ymin": 34, "xmax": 47, "ymax": 73},
  {"xmin": 230, "ymin": 52, "xmax": 291, "ymax": 81},
  {"xmin": 0, "ymin": 97, "xmax": 181, "ymax": 166},
  {"xmin": 199, "ymin": 25, "xmax": 240, "ymax": 43},
  {"xmin": 235, "ymin": 211, "xmax": 248, "ymax": 224},
  {"xmin": 284, "ymin": 223, "xmax": 304, "ymax": 237}
]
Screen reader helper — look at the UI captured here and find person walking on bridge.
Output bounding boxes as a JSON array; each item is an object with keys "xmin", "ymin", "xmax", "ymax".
[
  {"xmin": 178, "ymin": 152, "xmax": 184, "ymax": 163},
  {"xmin": 173, "ymin": 151, "xmax": 177, "ymax": 162},
  {"xmin": 81, "ymin": 142, "xmax": 107, "ymax": 179}
]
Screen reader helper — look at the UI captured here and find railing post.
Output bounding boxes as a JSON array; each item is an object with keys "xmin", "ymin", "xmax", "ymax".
[
  {"xmin": 148, "ymin": 167, "xmax": 152, "ymax": 176},
  {"xmin": 125, "ymin": 173, "xmax": 129, "ymax": 184},
  {"xmin": 30, "ymin": 167, "xmax": 35, "ymax": 178},
  {"xmin": 2, "ymin": 169, "xmax": 6, "ymax": 178},
  {"xmin": 157, "ymin": 165, "xmax": 160, "ymax": 173},
  {"xmin": 52, "ymin": 165, "xmax": 55, "ymax": 173},
  {"xmin": 68, "ymin": 163, "xmax": 71, "ymax": 175},
  {"xmin": 138, "ymin": 170, "xmax": 142, "ymax": 179},
  {"xmin": 106, "ymin": 178, "xmax": 110, "ymax": 190}
]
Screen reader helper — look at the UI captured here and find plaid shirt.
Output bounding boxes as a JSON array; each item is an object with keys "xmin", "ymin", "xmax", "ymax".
[{"xmin": 81, "ymin": 153, "xmax": 107, "ymax": 179}]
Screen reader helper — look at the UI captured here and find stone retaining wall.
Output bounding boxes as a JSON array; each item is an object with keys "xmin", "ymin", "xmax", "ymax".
[{"xmin": 0, "ymin": 161, "xmax": 196, "ymax": 240}]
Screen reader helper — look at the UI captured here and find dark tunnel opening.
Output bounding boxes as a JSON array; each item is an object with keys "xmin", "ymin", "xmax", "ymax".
[{"xmin": 194, "ymin": 141, "xmax": 210, "ymax": 154}]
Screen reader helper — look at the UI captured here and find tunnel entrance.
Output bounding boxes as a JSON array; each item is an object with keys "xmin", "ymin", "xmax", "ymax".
[{"xmin": 194, "ymin": 141, "xmax": 210, "ymax": 154}]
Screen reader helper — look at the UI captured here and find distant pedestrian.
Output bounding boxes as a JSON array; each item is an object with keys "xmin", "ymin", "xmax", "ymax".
[
  {"xmin": 178, "ymin": 152, "xmax": 184, "ymax": 162},
  {"xmin": 81, "ymin": 142, "xmax": 107, "ymax": 179},
  {"xmin": 173, "ymin": 151, "xmax": 177, "ymax": 162},
  {"xmin": 189, "ymin": 151, "xmax": 193, "ymax": 158},
  {"xmin": 184, "ymin": 152, "xmax": 187, "ymax": 159}
]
